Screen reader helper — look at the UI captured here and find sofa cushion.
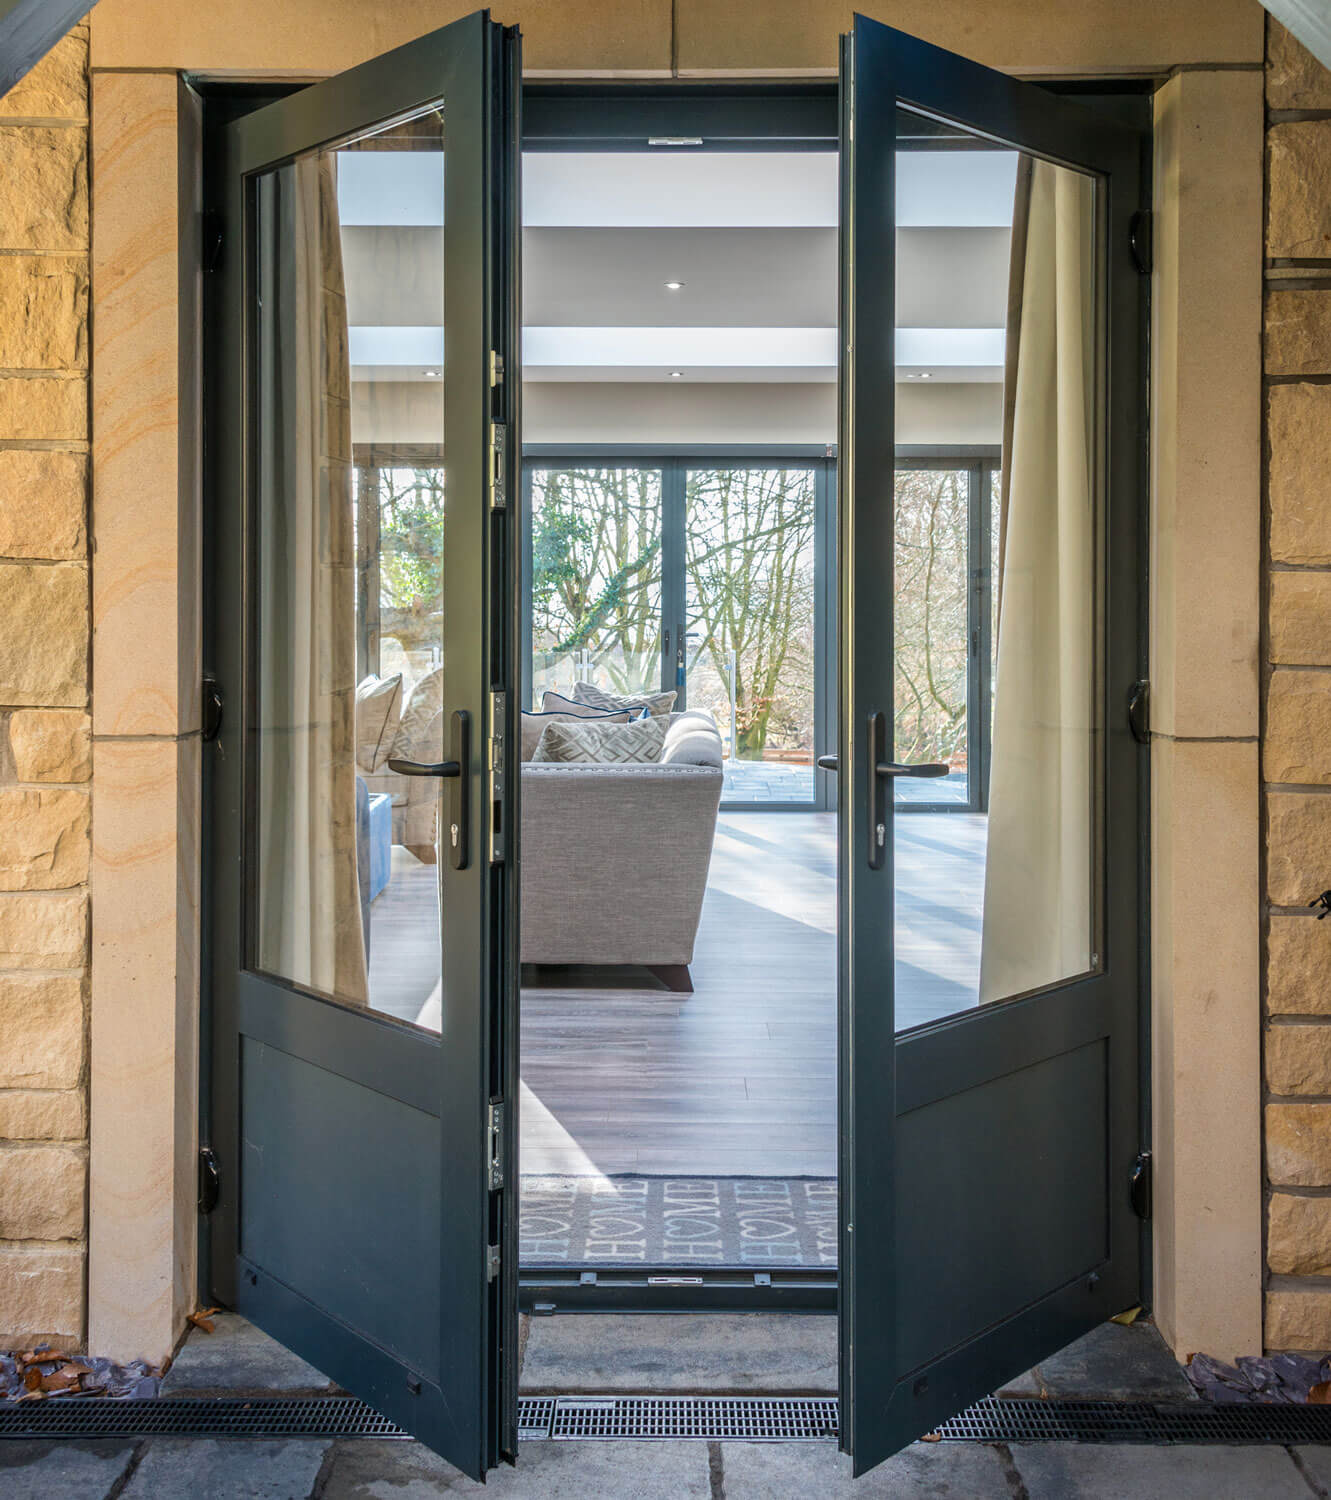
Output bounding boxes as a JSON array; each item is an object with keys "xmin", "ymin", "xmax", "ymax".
[
  {"xmin": 571, "ymin": 681, "xmax": 678, "ymax": 717},
  {"xmin": 532, "ymin": 714, "xmax": 668, "ymax": 764},
  {"xmin": 391, "ymin": 666, "xmax": 445, "ymax": 760},
  {"xmin": 522, "ymin": 707, "xmax": 628, "ymax": 761},
  {"xmin": 355, "ymin": 673, "xmax": 404, "ymax": 772}
]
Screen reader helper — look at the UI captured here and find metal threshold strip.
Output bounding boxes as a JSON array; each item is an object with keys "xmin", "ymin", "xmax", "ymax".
[{"xmin": 6, "ymin": 1393, "xmax": 1331, "ymax": 1443}]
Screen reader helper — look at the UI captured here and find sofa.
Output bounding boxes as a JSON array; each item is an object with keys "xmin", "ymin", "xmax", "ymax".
[{"xmin": 520, "ymin": 709, "xmax": 724, "ymax": 990}]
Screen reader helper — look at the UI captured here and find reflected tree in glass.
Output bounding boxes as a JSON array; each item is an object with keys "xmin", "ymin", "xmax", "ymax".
[{"xmin": 685, "ymin": 469, "xmax": 816, "ymax": 763}]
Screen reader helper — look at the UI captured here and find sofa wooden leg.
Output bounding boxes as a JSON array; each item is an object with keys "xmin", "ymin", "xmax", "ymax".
[{"xmin": 649, "ymin": 964, "xmax": 693, "ymax": 994}]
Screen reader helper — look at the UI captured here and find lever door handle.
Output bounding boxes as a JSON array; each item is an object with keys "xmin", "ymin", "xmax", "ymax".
[
  {"xmin": 387, "ymin": 758, "xmax": 461, "ymax": 778},
  {"xmin": 816, "ymin": 754, "xmax": 948, "ymax": 779},
  {"xmin": 387, "ymin": 708, "xmax": 470, "ymax": 869}
]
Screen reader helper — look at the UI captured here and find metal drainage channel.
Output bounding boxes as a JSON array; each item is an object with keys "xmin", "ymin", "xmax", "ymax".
[{"xmin": 7, "ymin": 1395, "xmax": 1331, "ymax": 1444}]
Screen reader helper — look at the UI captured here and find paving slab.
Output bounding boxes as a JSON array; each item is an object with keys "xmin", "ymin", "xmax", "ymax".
[
  {"xmin": 1010, "ymin": 1442, "xmax": 1311, "ymax": 1499},
  {"xmin": 1028, "ymin": 1320, "xmax": 1195, "ymax": 1401},
  {"xmin": 119, "ymin": 1438, "xmax": 331, "ymax": 1499},
  {"xmin": 320, "ymin": 1438, "xmax": 712, "ymax": 1497},
  {"xmin": 521, "ymin": 1312, "xmax": 837, "ymax": 1392},
  {"xmin": 719, "ymin": 1437, "xmax": 1012, "ymax": 1496},
  {"xmin": 163, "ymin": 1312, "xmax": 335, "ymax": 1394},
  {"xmin": 1296, "ymin": 1446, "xmax": 1331, "ymax": 1490},
  {"xmin": 0, "ymin": 1438, "xmax": 137, "ymax": 1498}
]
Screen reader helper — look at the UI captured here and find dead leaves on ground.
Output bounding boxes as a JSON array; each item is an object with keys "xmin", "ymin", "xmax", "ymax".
[{"xmin": 187, "ymin": 1307, "xmax": 222, "ymax": 1335}]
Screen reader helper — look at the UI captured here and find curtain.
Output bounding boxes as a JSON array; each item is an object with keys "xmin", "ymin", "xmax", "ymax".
[
  {"xmin": 253, "ymin": 153, "xmax": 368, "ymax": 1006},
  {"xmin": 979, "ymin": 157, "xmax": 1097, "ymax": 1005}
]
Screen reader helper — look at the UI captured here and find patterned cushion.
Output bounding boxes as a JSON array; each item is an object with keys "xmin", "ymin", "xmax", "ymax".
[
  {"xmin": 521, "ymin": 708, "xmax": 629, "ymax": 761},
  {"xmin": 540, "ymin": 689, "xmax": 633, "ymax": 719},
  {"xmin": 391, "ymin": 666, "xmax": 445, "ymax": 760},
  {"xmin": 532, "ymin": 715, "xmax": 668, "ymax": 764},
  {"xmin": 571, "ymin": 681, "xmax": 678, "ymax": 718},
  {"xmin": 355, "ymin": 674, "xmax": 404, "ymax": 772}
]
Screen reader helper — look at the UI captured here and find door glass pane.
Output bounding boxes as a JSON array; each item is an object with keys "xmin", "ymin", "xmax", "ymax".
[
  {"xmin": 249, "ymin": 111, "xmax": 447, "ymax": 1032},
  {"xmin": 894, "ymin": 126, "xmax": 1101, "ymax": 1032},
  {"xmin": 685, "ymin": 468, "xmax": 817, "ymax": 805},
  {"xmin": 892, "ymin": 466, "xmax": 970, "ymax": 807},
  {"xmin": 528, "ymin": 466, "xmax": 663, "ymax": 705}
]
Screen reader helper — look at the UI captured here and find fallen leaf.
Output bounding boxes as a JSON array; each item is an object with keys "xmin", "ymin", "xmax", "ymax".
[
  {"xmin": 919, "ymin": 1432, "xmax": 942, "ymax": 1443},
  {"xmin": 187, "ymin": 1307, "xmax": 221, "ymax": 1335},
  {"xmin": 22, "ymin": 1367, "xmax": 42, "ymax": 1392},
  {"xmin": 40, "ymin": 1366, "xmax": 83, "ymax": 1393},
  {"xmin": 1310, "ymin": 1382, "xmax": 1331, "ymax": 1405},
  {"xmin": 1109, "ymin": 1305, "xmax": 1142, "ymax": 1327}
]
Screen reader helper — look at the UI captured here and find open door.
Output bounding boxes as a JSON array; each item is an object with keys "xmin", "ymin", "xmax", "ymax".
[
  {"xmin": 204, "ymin": 12, "xmax": 521, "ymax": 1479},
  {"xmin": 837, "ymin": 18, "xmax": 1146, "ymax": 1472}
]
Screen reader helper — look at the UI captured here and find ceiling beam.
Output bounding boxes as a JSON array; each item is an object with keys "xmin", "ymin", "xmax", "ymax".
[
  {"xmin": 1263, "ymin": 0, "xmax": 1331, "ymax": 72},
  {"xmin": 0, "ymin": 0, "xmax": 92, "ymax": 98}
]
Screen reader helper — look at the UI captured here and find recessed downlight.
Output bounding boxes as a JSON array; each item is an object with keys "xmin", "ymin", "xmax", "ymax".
[
  {"xmin": 669, "ymin": 370, "xmax": 683, "ymax": 379},
  {"xmin": 664, "ymin": 281, "xmax": 685, "ymax": 291},
  {"xmin": 423, "ymin": 368, "xmax": 441, "ymax": 378}
]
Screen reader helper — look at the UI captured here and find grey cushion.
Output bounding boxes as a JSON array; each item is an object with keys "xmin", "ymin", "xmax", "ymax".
[
  {"xmin": 540, "ymin": 689, "xmax": 636, "ymax": 719},
  {"xmin": 355, "ymin": 673, "xmax": 404, "ymax": 772},
  {"xmin": 571, "ymin": 680, "xmax": 678, "ymax": 717},
  {"xmin": 532, "ymin": 715, "xmax": 667, "ymax": 764},
  {"xmin": 521, "ymin": 708, "xmax": 628, "ymax": 761}
]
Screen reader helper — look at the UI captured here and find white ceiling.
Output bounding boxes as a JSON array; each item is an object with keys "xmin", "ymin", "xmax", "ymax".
[{"xmin": 338, "ymin": 147, "xmax": 1016, "ymax": 388}]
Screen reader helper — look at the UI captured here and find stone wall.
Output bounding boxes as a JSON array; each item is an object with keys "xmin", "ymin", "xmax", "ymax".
[
  {"xmin": 1264, "ymin": 20, "xmax": 1331, "ymax": 1350},
  {"xmin": 0, "ymin": 27, "xmax": 91, "ymax": 1349}
]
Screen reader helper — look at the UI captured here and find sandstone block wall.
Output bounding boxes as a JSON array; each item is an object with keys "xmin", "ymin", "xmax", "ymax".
[
  {"xmin": 0, "ymin": 27, "xmax": 91, "ymax": 1349},
  {"xmin": 1265, "ymin": 20, "xmax": 1331, "ymax": 1352}
]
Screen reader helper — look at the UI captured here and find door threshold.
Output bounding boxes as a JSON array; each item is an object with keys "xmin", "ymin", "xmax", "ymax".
[{"xmin": 520, "ymin": 1266, "xmax": 837, "ymax": 1313}]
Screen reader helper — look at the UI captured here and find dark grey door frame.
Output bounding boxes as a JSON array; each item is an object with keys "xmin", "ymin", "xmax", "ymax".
[
  {"xmin": 839, "ymin": 20, "xmax": 1149, "ymax": 1474},
  {"xmin": 201, "ymin": 14, "xmax": 521, "ymax": 1479}
]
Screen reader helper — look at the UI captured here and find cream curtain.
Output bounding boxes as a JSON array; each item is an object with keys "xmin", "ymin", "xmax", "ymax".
[
  {"xmin": 979, "ymin": 157, "xmax": 1097, "ymax": 1005},
  {"xmin": 254, "ymin": 153, "xmax": 368, "ymax": 1006}
]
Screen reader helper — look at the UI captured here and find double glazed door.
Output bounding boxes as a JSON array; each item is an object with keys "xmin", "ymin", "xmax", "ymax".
[
  {"xmin": 838, "ymin": 18, "xmax": 1146, "ymax": 1472},
  {"xmin": 205, "ymin": 13, "xmax": 520, "ymax": 1481},
  {"xmin": 205, "ymin": 7, "xmax": 1145, "ymax": 1482}
]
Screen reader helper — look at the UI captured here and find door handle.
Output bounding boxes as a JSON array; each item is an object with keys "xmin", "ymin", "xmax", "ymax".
[
  {"xmin": 815, "ymin": 751, "xmax": 949, "ymax": 778},
  {"xmin": 387, "ymin": 708, "xmax": 470, "ymax": 869},
  {"xmin": 864, "ymin": 711, "xmax": 950, "ymax": 871}
]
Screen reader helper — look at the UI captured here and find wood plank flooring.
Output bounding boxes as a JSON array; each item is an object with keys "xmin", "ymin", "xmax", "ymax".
[
  {"xmin": 519, "ymin": 810, "xmax": 986, "ymax": 1178},
  {"xmin": 363, "ymin": 813, "xmax": 987, "ymax": 1177}
]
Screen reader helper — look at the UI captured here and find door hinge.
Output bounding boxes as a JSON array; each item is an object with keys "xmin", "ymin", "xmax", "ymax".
[
  {"xmin": 489, "ymin": 349, "xmax": 505, "ymax": 387},
  {"xmin": 198, "ymin": 1147, "xmax": 220, "ymax": 1216},
  {"xmin": 487, "ymin": 1098, "xmax": 504, "ymax": 1191},
  {"xmin": 202, "ymin": 211, "xmax": 224, "ymax": 274},
  {"xmin": 488, "ymin": 422, "xmax": 507, "ymax": 509},
  {"xmin": 1130, "ymin": 1151, "xmax": 1152, "ymax": 1220},
  {"xmin": 1127, "ymin": 678, "xmax": 1150, "ymax": 745},
  {"xmin": 202, "ymin": 674, "xmax": 224, "ymax": 742},
  {"xmin": 486, "ymin": 1244, "xmax": 501, "ymax": 1281},
  {"xmin": 1129, "ymin": 209, "xmax": 1152, "ymax": 275}
]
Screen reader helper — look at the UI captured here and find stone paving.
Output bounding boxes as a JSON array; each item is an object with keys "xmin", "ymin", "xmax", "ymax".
[{"xmin": 3, "ymin": 1314, "xmax": 1330, "ymax": 1497}]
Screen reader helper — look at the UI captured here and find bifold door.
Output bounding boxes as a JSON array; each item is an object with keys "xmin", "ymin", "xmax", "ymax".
[
  {"xmin": 838, "ymin": 17, "xmax": 1146, "ymax": 1474},
  {"xmin": 205, "ymin": 12, "xmax": 520, "ymax": 1479}
]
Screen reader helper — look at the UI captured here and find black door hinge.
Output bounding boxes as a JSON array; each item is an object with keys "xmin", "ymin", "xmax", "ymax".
[
  {"xmin": 1128, "ymin": 679, "xmax": 1149, "ymax": 745},
  {"xmin": 198, "ymin": 1147, "xmax": 220, "ymax": 1216},
  {"xmin": 1129, "ymin": 210, "xmax": 1152, "ymax": 275},
  {"xmin": 1130, "ymin": 1151, "xmax": 1152, "ymax": 1220},
  {"xmin": 202, "ymin": 675, "xmax": 223, "ymax": 742},
  {"xmin": 202, "ymin": 211, "xmax": 224, "ymax": 274}
]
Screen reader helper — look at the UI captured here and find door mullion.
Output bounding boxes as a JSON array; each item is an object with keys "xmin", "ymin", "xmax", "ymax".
[{"xmin": 663, "ymin": 457, "xmax": 687, "ymax": 704}]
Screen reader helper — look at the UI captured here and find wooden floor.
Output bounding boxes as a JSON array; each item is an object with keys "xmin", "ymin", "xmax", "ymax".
[{"xmin": 519, "ymin": 810, "xmax": 986, "ymax": 1179}]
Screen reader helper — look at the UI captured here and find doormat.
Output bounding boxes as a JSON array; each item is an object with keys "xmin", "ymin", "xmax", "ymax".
[{"xmin": 519, "ymin": 1175, "xmax": 838, "ymax": 1268}]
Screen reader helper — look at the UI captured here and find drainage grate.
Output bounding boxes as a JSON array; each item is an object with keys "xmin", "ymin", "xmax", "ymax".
[
  {"xmin": 520, "ymin": 1395, "xmax": 839, "ymax": 1441},
  {"xmin": 0, "ymin": 1396, "xmax": 406, "ymax": 1441},
  {"xmin": 6, "ymin": 1393, "xmax": 1331, "ymax": 1445},
  {"xmin": 934, "ymin": 1395, "xmax": 1331, "ymax": 1446}
]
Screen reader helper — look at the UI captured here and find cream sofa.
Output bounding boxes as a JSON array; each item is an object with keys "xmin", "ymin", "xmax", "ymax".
[
  {"xmin": 360, "ymin": 669, "xmax": 445, "ymax": 864},
  {"xmin": 519, "ymin": 710, "xmax": 724, "ymax": 990}
]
